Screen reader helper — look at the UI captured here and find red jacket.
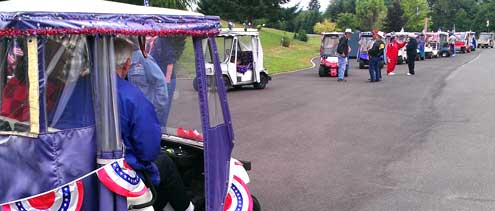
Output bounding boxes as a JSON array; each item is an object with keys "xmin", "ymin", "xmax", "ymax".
[{"xmin": 386, "ymin": 40, "xmax": 407, "ymax": 61}]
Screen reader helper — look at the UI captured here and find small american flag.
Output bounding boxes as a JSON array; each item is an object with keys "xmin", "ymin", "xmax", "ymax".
[{"xmin": 7, "ymin": 41, "xmax": 24, "ymax": 65}]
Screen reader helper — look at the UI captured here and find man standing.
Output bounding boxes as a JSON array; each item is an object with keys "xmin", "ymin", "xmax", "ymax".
[
  {"xmin": 336, "ymin": 28, "xmax": 352, "ymax": 82},
  {"xmin": 386, "ymin": 35, "xmax": 407, "ymax": 75},
  {"xmin": 406, "ymin": 33, "xmax": 418, "ymax": 75},
  {"xmin": 368, "ymin": 31, "xmax": 386, "ymax": 82},
  {"xmin": 449, "ymin": 33, "xmax": 457, "ymax": 56}
]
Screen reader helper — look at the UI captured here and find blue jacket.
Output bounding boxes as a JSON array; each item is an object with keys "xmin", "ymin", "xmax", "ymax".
[
  {"xmin": 117, "ymin": 77, "xmax": 162, "ymax": 185},
  {"xmin": 128, "ymin": 50, "xmax": 168, "ymax": 127}
]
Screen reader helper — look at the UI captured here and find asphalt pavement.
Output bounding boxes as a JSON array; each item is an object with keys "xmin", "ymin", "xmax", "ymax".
[{"xmin": 225, "ymin": 49, "xmax": 495, "ymax": 210}]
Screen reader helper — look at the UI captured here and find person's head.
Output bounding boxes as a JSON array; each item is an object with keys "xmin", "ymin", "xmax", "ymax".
[
  {"xmin": 408, "ymin": 33, "xmax": 417, "ymax": 40},
  {"xmin": 114, "ymin": 38, "xmax": 134, "ymax": 78},
  {"xmin": 376, "ymin": 31, "xmax": 385, "ymax": 41},
  {"xmin": 345, "ymin": 28, "xmax": 352, "ymax": 39}
]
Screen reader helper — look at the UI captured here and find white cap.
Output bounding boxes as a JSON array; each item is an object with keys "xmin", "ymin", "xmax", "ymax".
[
  {"xmin": 377, "ymin": 31, "xmax": 385, "ymax": 38},
  {"xmin": 408, "ymin": 33, "xmax": 417, "ymax": 38},
  {"xmin": 345, "ymin": 28, "xmax": 352, "ymax": 33}
]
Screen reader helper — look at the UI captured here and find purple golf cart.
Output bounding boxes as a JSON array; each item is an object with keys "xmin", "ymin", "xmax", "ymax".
[{"xmin": 0, "ymin": 1, "xmax": 258, "ymax": 211}]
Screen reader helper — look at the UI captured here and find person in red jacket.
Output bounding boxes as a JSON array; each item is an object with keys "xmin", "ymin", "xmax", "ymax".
[{"xmin": 386, "ymin": 35, "xmax": 407, "ymax": 75}]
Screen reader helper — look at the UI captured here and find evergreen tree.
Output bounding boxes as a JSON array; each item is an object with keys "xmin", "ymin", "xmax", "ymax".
[
  {"xmin": 198, "ymin": 0, "xmax": 289, "ymax": 23},
  {"xmin": 383, "ymin": 0, "xmax": 407, "ymax": 32},
  {"xmin": 308, "ymin": 0, "xmax": 321, "ymax": 11}
]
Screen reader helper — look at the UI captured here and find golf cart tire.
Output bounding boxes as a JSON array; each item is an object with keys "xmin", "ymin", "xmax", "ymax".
[
  {"xmin": 397, "ymin": 57, "xmax": 404, "ymax": 64},
  {"xmin": 359, "ymin": 60, "xmax": 366, "ymax": 69},
  {"xmin": 252, "ymin": 195, "xmax": 261, "ymax": 211},
  {"xmin": 253, "ymin": 73, "xmax": 269, "ymax": 89},
  {"xmin": 223, "ymin": 75, "xmax": 232, "ymax": 91},
  {"xmin": 319, "ymin": 65, "xmax": 329, "ymax": 77},
  {"xmin": 379, "ymin": 61, "xmax": 384, "ymax": 69},
  {"xmin": 344, "ymin": 69, "xmax": 348, "ymax": 77}
]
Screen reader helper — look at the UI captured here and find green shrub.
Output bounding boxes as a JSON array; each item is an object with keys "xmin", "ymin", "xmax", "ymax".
[
  {"xmin": 281, "ymin": 36, "xmax": 291, "ymax": 47},
  {"xmin": 295, "ymin": 30, "xmax": 308, "ymax": 42}
]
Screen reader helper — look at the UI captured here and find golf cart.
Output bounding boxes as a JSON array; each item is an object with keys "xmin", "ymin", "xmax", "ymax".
[
  {"xmin": 357, "ymin": 32, "xmax": 384, "ymax": 69},
  {"xmin": 478, "ymin": 32, "xmax": 494, "ymax": 48},
  {"xmin": 424, "ymin": 32, "xmax": 439, "ymax": 58},
  {"xmin": 0, "ymin": 1, "xmax": 259, "ymax": 211},
  {"xmin": 454, "ymin": 32, "xmax": 471, "ymax": 53},
  {"xmin": 319, "ymin": 32, "xmax": 346, "ymax": 77},
  {"xmin": 196, "ymin": 28, "xmax": 270, "ymax": 90}
]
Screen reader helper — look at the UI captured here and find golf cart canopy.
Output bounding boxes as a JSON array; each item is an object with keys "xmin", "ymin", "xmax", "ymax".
[
  {"xmin": 218, "ymin": 28, "xmax": 259, "ymax": 37},
  {"xmin": 0, "ymin": 0, "xmax": 220, "ymax": 37},
  {"xmin": 0, "ymin": 1, "xmax": 233, "ymax": 211},
  {"xmin": 479, "ymin": 33, "xmax": 493, "ymax": 41}
]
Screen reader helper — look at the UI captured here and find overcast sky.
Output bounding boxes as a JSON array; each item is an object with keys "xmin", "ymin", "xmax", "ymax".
[{"xmin": 282, "ymin": 0, "xmax": 330, "ymax": 12}]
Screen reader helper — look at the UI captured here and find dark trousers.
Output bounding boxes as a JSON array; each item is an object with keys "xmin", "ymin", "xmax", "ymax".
[
  {"xmin": 369, "ymin": 57, "xmax": 381, "ymax": 81},
  {"xmin": 153, "ymin": 153, "xmax": 190, "ymax": 211},
  {"xmin": 407, "ymin": 54, "xmax": 416, "ymax": 75}
]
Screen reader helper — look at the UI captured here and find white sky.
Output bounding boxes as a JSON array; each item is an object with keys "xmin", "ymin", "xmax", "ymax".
[{"xmin": 282, "ymin": 0, "xmax": 330, "ymax": 12}]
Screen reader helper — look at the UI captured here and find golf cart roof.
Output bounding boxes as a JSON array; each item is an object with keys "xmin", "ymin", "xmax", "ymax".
[
  {"xmin": 360, "ymin": 31, "xmax": 373, "ymax": 36},
  {"xmin": 218, "ymin": 28, "xmax": 259, "ymax": 37},
  {"xmin": 322, "ymin": 32, "xmax": 343, "ymax": 36},
  {"xmin": 0, "ymin": 0, "xmax": 220, "ymax": 36}
]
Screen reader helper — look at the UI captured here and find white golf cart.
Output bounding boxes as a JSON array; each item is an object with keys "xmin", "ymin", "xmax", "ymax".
[
  {"xmin": 478, "ymin": 32, "xmax": 494, "ymax": 48},
  {"xmin": 195, "ymin": 28, "xmax": 271, "ymax": 91}
]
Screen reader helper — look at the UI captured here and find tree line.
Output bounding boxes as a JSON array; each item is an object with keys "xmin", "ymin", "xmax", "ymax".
[{"xmin": 198, "ymin": 0, "xmax": 495, "ymax": 35}]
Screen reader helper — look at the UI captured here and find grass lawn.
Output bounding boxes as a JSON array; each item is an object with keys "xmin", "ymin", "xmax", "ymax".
[
  {"xmin": 259, "ymin": 28, "xmax": 320, "ymax": 74},
  {"xmin": 173, "ymin": 26, "xmax": 321, "ymax": 78}
]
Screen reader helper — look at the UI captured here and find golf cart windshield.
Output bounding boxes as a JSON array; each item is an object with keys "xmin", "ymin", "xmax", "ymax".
[
  {"xmin": 322, "ymin": 35, "xmax": 340, "ymax": 56},
  {"xmin": 455, "ymin": 33, "xmax": 466, "ymax": 40},
  {"xmin": 359, "ymin": 36, "xmax": 374, "ymax": 52},
  {"xmin": 480, "ymin": 34, "xmax": 491, "ymax": 41}
]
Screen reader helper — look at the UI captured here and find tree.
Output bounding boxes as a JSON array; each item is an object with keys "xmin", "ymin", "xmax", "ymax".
[
  {"xmin": 335, "ymin": 13, "xmax": 359, "ymax": 31},
  {"xmin": 383, "ymin": 0, "xmax": 407, "ymax": 32},
  {"xmin": 401, "ymin": 0, "xmax": 430, "ymax": 31},
  {"xmin": 198, "ymin": 0, "xmax": 290, "ymax": 23},
  {"xmin": 356, "ymin": 0, "xmax": 387, "ymax": 31},
  {"xmin": 308, "ymin": 0, "xmax": 321, "ymax": 11},
  {"xmin": 324, "ymin": 0, "xmax": 356, "ymax": 21},
  {"xmin": 111, "ymin": 0, "xmax": 196, "ymax": 10},
  {"xmin": 314, "ymin": 19, "xmax": 337, "ymax": 34}
]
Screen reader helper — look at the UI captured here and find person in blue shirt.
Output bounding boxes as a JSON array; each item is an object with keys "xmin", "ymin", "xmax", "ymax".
[
  {"xmin": 148, "ymin": 37, "xmax": 185, "ymax": 123},
  {"xmin": 114, "ymin": 39, "xmax": 194, "ymax": 211},
  {"xmin": 127, "ymin": 39, "xmax": 169, "ymax": 127}
]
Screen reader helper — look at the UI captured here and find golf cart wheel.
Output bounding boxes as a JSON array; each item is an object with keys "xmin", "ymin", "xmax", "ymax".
[
  {"xmin": 253, "ymin": 73, "xmax": 269, "ymax": 89},
  {"xmin": 252, "ymin": 195, "xmax": 261, "ymax": 211},
  {"xmin": 379, "ymin": 61, "xmax": 384, "ymax": 69},
  {"xmin": 344, "ymin": 69, "xmax": 348, "ymax": 77},
  {"xmin": 223, "ymin": 75, "xmax": 232, "ymax": 91},
  {"xmin": 318, "ymin": 65, "xmax": 329, "ymax": 77},
  {"xmin": 397, "ymin": 57, "xmax": 403, "ymax": 64},
  {"xmin": 359, "ymin": 60, "xmax": 365, "ymax": 69}
]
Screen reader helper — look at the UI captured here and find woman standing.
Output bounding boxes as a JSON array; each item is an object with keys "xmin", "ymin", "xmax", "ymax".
[{"xmin": 385, "ymin": 35, "xmax": 407, "ymax": 75}]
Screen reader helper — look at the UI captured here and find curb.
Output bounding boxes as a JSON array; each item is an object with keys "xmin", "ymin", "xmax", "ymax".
[{"xmin": 271, "ymin": 56, "xmax": 319, "ymax": 76}]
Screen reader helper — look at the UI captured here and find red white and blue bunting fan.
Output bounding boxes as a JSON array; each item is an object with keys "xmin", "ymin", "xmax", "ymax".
[
  {"xmin": 97, "ymin": 159, "xmax": 148, "ymax": 197},
  {"xmin": 1, "ymin": 181, "xmax": 84, "ymax": 211},
  {"xmin": 224, "ymin": 176, "xmax": 253, "ymax": 211}
]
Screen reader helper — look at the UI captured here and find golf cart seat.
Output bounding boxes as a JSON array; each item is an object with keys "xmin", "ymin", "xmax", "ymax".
[{"xmin": 236, "ymin": 51, "xmax": 254, "ymax": 73}]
